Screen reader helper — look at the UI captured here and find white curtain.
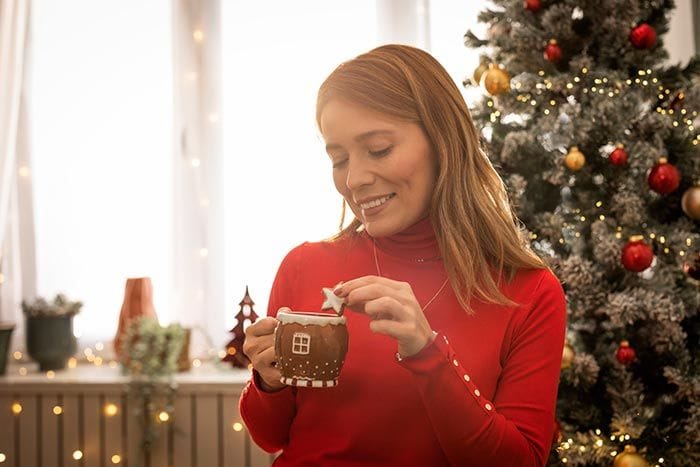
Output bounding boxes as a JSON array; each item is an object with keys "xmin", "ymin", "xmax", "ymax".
[
  {"xmin": 0, "ymin": 0, "xmax": 36, "ymax": 350},
  {"xmin": 171, "ymin": 0, "xmax": 226, "ymax": 354}
]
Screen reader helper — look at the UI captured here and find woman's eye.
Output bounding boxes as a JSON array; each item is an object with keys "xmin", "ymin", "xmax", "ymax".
[
  {"xmin": 332, "ymin": 159, "xmax": 348, "ymax": 169},
  {"xmin": 369, "ymin": 146, "xmax": 393, "ymax": 158}
]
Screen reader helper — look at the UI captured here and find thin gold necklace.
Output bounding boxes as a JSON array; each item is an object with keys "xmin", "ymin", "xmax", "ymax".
[{"xmin": 372, "ymin": 239, "xmax": 449, "ymax": 312}]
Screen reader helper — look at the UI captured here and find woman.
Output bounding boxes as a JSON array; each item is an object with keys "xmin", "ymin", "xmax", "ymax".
[{"xmin": 240, "ymin": 44, "xmax": 566, "ymax": 467}]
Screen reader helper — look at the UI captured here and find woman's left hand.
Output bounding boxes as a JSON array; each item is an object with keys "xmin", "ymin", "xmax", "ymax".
[{"xmin": 334, "ymin": 275, "xmax": 436, "ymax": 358}]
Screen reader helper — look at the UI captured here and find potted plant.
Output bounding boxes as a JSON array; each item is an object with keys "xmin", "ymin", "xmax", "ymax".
[
  {"xmin": 0, "ymin": 322, "xmax": 15, "ymax": 376},
  {"xmin": 21, "ymin": 293, "xmax": 82, "ymax": 371}
]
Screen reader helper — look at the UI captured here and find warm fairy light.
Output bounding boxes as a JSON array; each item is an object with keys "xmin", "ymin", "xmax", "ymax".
[
  {"xmin": 12, "ymin": 403, "xmax": 22, "ymax": 414},
  {"xmin": 199, "ymin": 248, "xmax": 209, "ymax": 258},
  {"xmin": 658, "ymin": 458, "xmax": 664, "ymax": 463},
  {"xmin": 561, "ymin": 458, "xmax": 567, "ymax": 463},
  {"xmin": 95, "ymin": 342, "xmax": 104, "ymax": 351},
  {"xmin": 192, "ymin": 29, "xmax": 204, "ymax": 42},
  {"xmin": 104, "ymin": 404, "xmax": 119, "ymax": 417},
  {"xmin": 72, "ymin": 450, "xmax": 83, "ymax": 460},
  {"xmin": 193, "ymin": 359, "xmax": 202, "ymax": 367},
  {"xmin": 94, "ymin": 357, "xmax": 103, "ymax": 366},
  {"xmin": 232, "ymin": 422, "xmax": 243, "ymax": 432},
  {"xmin": 575, "ymin": 232, "xmax": 581, "ymax": 237},
  {"xmin": 543, "ymin": 109, "xmax": 550, "ymax": 115},
  {"xmin": 208, "ymin": 113, "xmax": 219, "ymax": 123},
  {"xmin": 109, "ymin": 361, "xmax": 118, "ymax": 368},
  {"xmin": 679, "ymin": 251, "xmax": 685, "ymax": 257},
  {"xmin": 46, "ymin": 371, "xmax": 55, "ymax": 379},
  {"xmin": 191, "ymin": 158, "xmax": 201, "ymax": 168},
  {"xmin": 111, "ymin": 454, "xmax": 121, "ymax": 464},
  {"xmin": 19, "ymin": 367, "xmax": 27, "ymax": 376},
  {"xmin": 87, "ymin": 354, "xmax": 95, "ymax": 362},
  {"xmin": 599, "ymin": 215, "xmax": 605, "ymax": 221},
  {"xmin": 611, "ymin": 451, "xmax": 617, "ymax": 456},
  {"xmin": 538, "ymin": 70, "xmax": 545, "ymax": 76},
  {"xmin": 580, "ymin": 216, "xmax": 586, "ymax": 222},
  {"xmin": 0, "ymin": 453, "xmax": 5, "ymax": 462},
  {"xmin": 84, "ymin": 348, "xmax": 93, "ymax": 356},
  {"xmin": 18, "ymin": 166, "xmax": 30, "ymax": 177},
  {"xmin": 595, "ymin": 439, "xmax": 603, "ymax": 447},
  {"xmin": 615, "ymin": 232, "xmax": 622, "ymax": 239},
  {"xmin": 157, "ymin": 411, "xmax": 170, "ymax": 422},
  {"xmin": 13, "ymin": 351, "xmax": 21, "ymax": 360},
  {"xmin": 659, "ymin": 236, "xmax": 666, "ymax": 243},
  {"xmin": 579, "ymin": 446, "xmax": 586, "ymax": 452},
  {"xmin": 228, "ymin": 347, "xmax": 236, "ymax": 355},
  {"xmin": 610, "ymin": 435, "xmax": 615, "ymax": 440},
  {"xmin": 68, "ymin": 357, "xmax": 77, "ymax": 368},
  {"xmin": 581, "ymin": 67, "xmax": 588, "ymax": 74},
  {"xmin": 687, "ymin": 238, "xmax": 692, "ymax": 246},
  {"xmin": 53, "ymin": 405, "xmax": 63, "ymax": 415}
]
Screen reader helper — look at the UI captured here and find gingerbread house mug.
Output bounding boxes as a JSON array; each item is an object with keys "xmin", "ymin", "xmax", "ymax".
[{"xmin": 274, "ymin": 310, "xmax": 349, "ymax": 388}]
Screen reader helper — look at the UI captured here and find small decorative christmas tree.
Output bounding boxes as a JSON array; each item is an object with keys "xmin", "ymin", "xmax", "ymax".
[{"xmin": 223, "ymin": 286, "xmax": 259, "ymax": 368}]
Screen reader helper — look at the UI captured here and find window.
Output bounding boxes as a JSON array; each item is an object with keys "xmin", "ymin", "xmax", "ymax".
[
  {"xmin": 30, "ymin": 0, "xmax": 173, "ymax": 344},
  {"xmin": 292, "ymin": 332, "xmax": 311, "ymax": 355}
]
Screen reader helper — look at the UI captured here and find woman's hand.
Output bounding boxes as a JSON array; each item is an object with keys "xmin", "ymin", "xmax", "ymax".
[
  {"xmin": 334, "ymin": 276, "xmax": 436, "ymax": 358},
  {"xmin": 243, "ymin": 309, "xmax": 288, "ymax": 392}
]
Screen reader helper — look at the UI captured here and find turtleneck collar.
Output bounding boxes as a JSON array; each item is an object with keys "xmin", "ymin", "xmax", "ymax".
[{"xmin": 370, "ymin": 215, "xmax": 441, "ymax": 261}]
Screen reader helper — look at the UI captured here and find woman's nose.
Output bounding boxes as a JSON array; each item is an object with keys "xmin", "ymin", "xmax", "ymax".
[{"xmin": 345, "ymin": 157, "xmax": 375, "ymax": 190}]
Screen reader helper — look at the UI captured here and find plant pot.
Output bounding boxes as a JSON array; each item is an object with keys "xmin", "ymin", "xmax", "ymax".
[
  {"xmin": 0, "ymin": 323, "xmax": 15, "ymax": 375},
  {"xmin": 26, "ymin": 315, "xmax": 77, "ymax": 371}
]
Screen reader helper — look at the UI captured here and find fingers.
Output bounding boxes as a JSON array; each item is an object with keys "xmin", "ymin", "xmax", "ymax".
[
  {"xmin": 364, "ymin": 296, "xmax": 404, "ymax": 321},
  {"xmin": 335, "ymin": 276, "xmax": 405, "ymax": 297},
  {"xmin": 246, "ymin": 317, "xmax": 278, "ymax": 337}
]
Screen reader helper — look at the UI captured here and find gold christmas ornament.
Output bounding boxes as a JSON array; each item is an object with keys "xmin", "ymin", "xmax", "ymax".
[
  {"xmin": 473, "ymin": 61, "xmax": 490, "ymax": 86},
  {"xmin": 561, "ymin": 342, "xmax": 575, "ymax": 369},
  {"xmin": 613, "ymin": 445, "xmax": 649, "ymax": 467},
  {"xmin": 681, "ymin": 184, "xmax": 700, "ymax": 220},
  {"xmin": 481, "ymin": 64, "xmax": 511, "ymax": 96},
  {"xmin": 564, "ymin": 146, "xmax": 586, "ymax": 171}
]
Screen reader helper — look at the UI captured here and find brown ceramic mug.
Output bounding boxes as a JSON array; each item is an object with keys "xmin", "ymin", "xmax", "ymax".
[{"xmin": 274, "ymin": 311, "xmax": 349, "ymax": 388}]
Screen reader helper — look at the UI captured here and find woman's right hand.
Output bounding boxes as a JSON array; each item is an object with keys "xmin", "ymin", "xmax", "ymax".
[{"xmin": 243, "ymin": 308, "xmax": 288, "ymax": 392}]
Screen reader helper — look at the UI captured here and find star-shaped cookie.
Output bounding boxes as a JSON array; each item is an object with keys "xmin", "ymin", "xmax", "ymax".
[{"xmin": 321, "ymin": 287, "xmax": 346, "ymax": 315}]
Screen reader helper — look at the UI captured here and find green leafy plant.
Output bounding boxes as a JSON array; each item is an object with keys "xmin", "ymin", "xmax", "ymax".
[
  {"xmin": 121, "ymin": 316, "xmax": 185, "ymax": 458},
  {"xmin": 21, "ymin": 293, "xmax": 83, "ymax": 318}
]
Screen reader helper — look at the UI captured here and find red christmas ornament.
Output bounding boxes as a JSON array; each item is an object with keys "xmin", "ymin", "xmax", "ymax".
[
  {"xmin": 615, "ymin": 340, "xmax": 637, "ymax": 365},
  {"xmin": 621, "ymin": 235, "xmax": 654, "ymax": 272},
  {"xmin": 630, "ymin": 23, "xmax": 657, "ymax": 49},
  {"xmin": 524, "ymin": 0, "xmax": 541, "ymax": 12},
  {"xmin": 610, "ymin": 144, "xmax": 629, "ymax": 166},
  {"xmin": 683, "ymin": 252, "xmax": 700, "ymax": 280},
  {"xmin": 648, "ymin": 157, "xmax": 681, "ymax": 194},
  {"xmin": 544, "ymin": 39, "xmax": 563, "ymax": 63}
]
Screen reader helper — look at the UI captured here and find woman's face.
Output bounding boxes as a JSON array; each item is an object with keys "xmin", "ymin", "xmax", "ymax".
[{"xmin": 320, "ymin": 98, "xmax": 437, "ymax": 238}]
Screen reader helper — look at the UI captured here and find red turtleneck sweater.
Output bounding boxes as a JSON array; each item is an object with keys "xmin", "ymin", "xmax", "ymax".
[{"xmin": 239, "ymin": 217, "xmax": 566, "ymax": 466}]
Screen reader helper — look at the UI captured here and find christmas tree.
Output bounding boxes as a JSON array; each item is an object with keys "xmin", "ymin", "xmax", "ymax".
[
  {"xmin": 465, "ymin": 1, "xmax": 699, "ymax": 465},
  {"xmin": 223, "ymin": 286, "xmax": 259, "ymax": 368}
]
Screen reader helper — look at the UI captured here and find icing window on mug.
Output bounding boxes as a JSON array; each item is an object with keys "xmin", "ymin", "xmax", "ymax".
[{"xmin": 292, "ymin": 332, "xmax": 311, "ymax": 355}]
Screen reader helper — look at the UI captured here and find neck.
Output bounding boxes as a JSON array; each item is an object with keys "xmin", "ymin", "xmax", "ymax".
[{"xmin": 371, "ymin": 216, "xmax": 440, "ymax": 261}]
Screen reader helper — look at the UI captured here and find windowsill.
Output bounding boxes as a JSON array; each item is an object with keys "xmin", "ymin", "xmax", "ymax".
[{"xmin": 0, "ymin": 362, "xmax": 252, "ymax": 394}]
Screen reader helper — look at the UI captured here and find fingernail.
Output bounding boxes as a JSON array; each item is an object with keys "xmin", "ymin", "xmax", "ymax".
[{"xmin": 333, "ymin": 283, "xmax": 344, "ymax": 295}]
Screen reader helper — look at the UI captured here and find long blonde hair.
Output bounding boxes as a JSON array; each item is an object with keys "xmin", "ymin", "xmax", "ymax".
[{"xmin": 316, "ymin": 44, "xmax": 547, "ymax": 312}]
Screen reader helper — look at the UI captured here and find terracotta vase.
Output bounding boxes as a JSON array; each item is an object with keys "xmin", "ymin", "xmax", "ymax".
[{"xmin": 114, "ymin": 277, "xmax": 157, "ymax": 362}]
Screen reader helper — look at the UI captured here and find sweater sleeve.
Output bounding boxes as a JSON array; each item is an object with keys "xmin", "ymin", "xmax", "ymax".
[
  {"xmin": 238, "ymin": 244, "xmax": 306, "ymax": 453},
  {"xmin": 399, "ymin": 269, "xmax": 567, "ymax": 466}
]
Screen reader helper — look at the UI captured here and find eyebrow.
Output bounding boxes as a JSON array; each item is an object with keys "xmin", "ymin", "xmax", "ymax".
[{"xmin": 325, "ymin": 129, "xmax": 395, "ymax": 152}]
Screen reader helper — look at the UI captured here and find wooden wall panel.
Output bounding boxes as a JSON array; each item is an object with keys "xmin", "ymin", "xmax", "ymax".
[
  {"xmin": 62, "ymin": 395, "xmax": 80, "ymax": 467},
  {"xmin": 195, "ymin": 395, "xmax": 218, "ymax": 467},
  {"xmin": 222, "ymin": 393, "xmax": 246, "ymax": 467},
  {"xmin": 83, "ymin": 395, "xmax": 101, "ymax": 467},
  {"xmin": 0, "ymin": 396, "xmax": 16, "ymax": 467},
  {"xmin": 172, "ymin": 394, "xmax": 193, "ymax": 467},
  {"xmin": 40, "ymin": 395, "xmax": 60, "ymax": 467},
  {"xmin": 18, "ymin": 394, "xmax": 37, "ymax": 467},
  {"xmin": 102, "ymin": 394, "xmax": 123, "ymax": 466}
]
